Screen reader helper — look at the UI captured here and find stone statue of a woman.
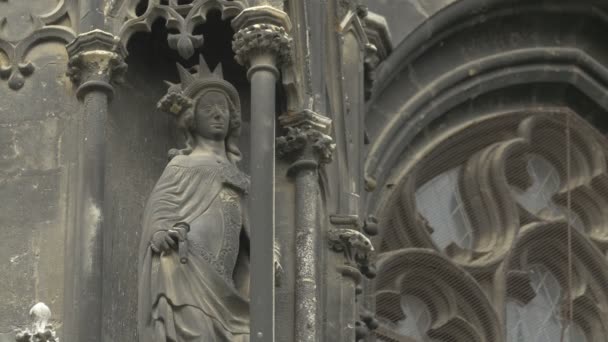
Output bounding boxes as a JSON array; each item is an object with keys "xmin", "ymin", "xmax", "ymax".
[{"xmin": 138, "ymin": 56, "xmax": 251, "ymax": 342}]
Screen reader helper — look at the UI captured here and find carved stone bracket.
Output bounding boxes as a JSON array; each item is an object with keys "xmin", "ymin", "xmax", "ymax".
[
  {"xmin": 14, "ymin": 303, "xmax": 57, "ymax": 342},
  {"xmin": 66, "ymin": 30, "xmax": 127, "ymax": 99},
  {"xmin": 277, "ymin": 109, "xmax": 335, "ymax": 170},
  {"xmin": 232, "ymin": 5, "xmax": 292, "ymax": 72},
  {"xmin": 328, "ymin": 222, "xmax": 375, "ymax": 281}
]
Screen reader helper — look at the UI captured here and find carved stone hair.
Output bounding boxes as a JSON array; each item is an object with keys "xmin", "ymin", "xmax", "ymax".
[{"xmin": 157, "ymin": 55, "xmax": 242, "ymax": 164}]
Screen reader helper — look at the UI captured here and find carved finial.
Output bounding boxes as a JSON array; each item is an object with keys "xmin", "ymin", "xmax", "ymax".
[
  {"xmin": 30, "ymin": 303, "xmax": 51, "ymax": 332},
  {"xmin": 15, "ymin": 303, "xmax": 57, "ymax": 342}
]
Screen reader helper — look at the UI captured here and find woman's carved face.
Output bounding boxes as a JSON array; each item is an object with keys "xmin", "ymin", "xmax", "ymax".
[{"xmin": 194, "ymin": 91, "xmax": 230, "ymax": 141}]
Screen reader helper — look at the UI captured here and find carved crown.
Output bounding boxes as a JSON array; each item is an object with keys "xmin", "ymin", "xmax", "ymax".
[{"xmin": 157, "ymin": 54, "xmax": 240, "ymax": 116}]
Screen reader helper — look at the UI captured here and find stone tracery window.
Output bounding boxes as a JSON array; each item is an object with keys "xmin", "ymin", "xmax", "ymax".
[
  {"xmin": 506, "ymin": 265, "xmax": 587, "ymax": 342},
  {"xmin": 369, "ymin": 110, "xmax": 608, "ymax": 342}
]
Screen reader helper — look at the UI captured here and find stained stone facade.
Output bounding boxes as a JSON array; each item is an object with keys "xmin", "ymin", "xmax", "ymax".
[{"xmin": 3, "ymin": 1, "xmax": 608, "ymax": 342}]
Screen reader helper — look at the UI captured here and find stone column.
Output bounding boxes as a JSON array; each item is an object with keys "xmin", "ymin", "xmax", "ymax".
[
  {"xmin": 64, "ymin": 30, "xmax": 126, "ymax": 342},
  {"xmin": 327, "ymin": 217, "xmax": 375, "ymax": 341},
  {"xmin": 232, "ymin": 6, "xmax": 292, "ymax": 342},
  {"xmin": 277, "ymin": 110, "xmax": 334, "ymax": 342}
]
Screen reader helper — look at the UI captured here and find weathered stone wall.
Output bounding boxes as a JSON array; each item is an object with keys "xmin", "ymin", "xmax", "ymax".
[
  {"xmin": 101, "ymin": 48, "xmax": 178, "ymax": 341},
  {"xmin": 0, "ymin": 32, "xmax": 78, "ymax": 342}
]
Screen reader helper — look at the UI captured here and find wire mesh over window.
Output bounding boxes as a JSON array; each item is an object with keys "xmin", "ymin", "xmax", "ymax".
[{"xmin": 367, "ymin": 109, "xmax": 608, "ymax": 342}]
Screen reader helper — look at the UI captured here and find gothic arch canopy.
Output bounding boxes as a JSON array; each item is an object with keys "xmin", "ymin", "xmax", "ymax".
[{"xmin": 364, "ymin": 0, "xmax": 608, "ymax": 204}]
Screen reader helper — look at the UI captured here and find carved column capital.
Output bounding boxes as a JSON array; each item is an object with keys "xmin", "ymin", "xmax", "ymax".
[
  {"xmin": 66, "ymin": 29, "xmax": 127, "ymax": 99},
  {"xmin": 232, "ymin": 5, "xmax": 293, "ymax": 74},
  {"xmin": 277, "ymin": 110, "xmax": 335, "ymax": 172}
]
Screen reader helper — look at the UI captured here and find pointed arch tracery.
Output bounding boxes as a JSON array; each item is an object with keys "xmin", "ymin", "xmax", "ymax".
[{"xmin": 363, "ymin": 1, "xmax": 608, "ymax": 341}]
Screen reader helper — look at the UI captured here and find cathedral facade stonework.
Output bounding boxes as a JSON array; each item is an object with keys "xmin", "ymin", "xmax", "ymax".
[{"xmin": 4, "ymin": 1, "xmax": 608, "ymax": 342}]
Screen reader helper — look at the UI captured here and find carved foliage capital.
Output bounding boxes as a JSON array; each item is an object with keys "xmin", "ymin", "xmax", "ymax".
[
  {"xmin": 232, "ymin": 6, "xmax": 292, "ymax": 67},
  {"xmin": 277, "ymin": 110, "xmax": 335, "ymax": 166},
  {"xmin": 66, "ymin": 30, "xmax": 127, "ymax": 92},
  {"xmin": 233, "ymin": 23, "xmax": 292, "ymax": 67}
]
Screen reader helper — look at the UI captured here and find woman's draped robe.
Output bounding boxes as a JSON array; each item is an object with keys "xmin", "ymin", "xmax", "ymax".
[{"xmin": 138, "ymin": 155, "xmax": 250, "ymax": 342}]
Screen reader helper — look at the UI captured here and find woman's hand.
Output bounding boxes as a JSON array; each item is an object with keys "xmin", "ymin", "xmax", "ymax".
[{"xmin": 150, "ymin": 230, "xmax": 181, "ymax": 253}]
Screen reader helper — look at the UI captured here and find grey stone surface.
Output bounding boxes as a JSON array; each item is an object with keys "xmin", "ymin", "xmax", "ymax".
[
  {"xmin": 368, "ymin": 0, "xmax": 457, "ymax": 45},
  {"xmin": 0, "ymin": 30, "xmax": 77, "ymax": 342},
  {"xmin": 102, "ymin": 40, "xmax": 179, "ymax": 342}
]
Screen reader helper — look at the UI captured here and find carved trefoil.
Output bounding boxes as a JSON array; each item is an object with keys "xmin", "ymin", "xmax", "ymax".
[{"xmin": 0, "ymin": 0, "xmax": 74, "ymax": 90}]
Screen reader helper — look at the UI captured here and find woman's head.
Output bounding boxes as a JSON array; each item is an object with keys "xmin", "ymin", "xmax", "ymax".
[
  {"xmin": 172, "ymin": 89, "xmax": 242, "ymax": 164},
  {"xmin": 193, "ymin": 90, "xmax": 230, "ymax": 141}
]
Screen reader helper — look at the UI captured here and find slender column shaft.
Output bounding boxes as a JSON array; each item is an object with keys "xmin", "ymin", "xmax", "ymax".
[
  {"xmin": 278, "ymin": 110, "xmax": 333, "ymax": 342},
  {"xmin": 64, "ymin": 30, "xmax": 126, "ymax": 342},
  {"xmin": 294, "ymin": 167, "xmax": 319, "ymax": 342},
  {"xmin": 249, "ymin": 60, "xmax": 278, "ymax": 342},
  {"xmin": 73, "ymin": 90, "xmax": 108, "ymax": 342},
  {"xmin": 232, "ymin": 7, "xmax": 292, "ymax": 341}
]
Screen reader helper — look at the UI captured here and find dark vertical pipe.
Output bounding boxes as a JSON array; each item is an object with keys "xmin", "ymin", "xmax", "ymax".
[
  {"xmin": 74, "ymin": 90, "xmax": 108, "ymax": 342},
  {"xmin": 232, "ymin": 8, "xmax": 292, "ymax": 341},
  {"xmin": 249, "ymin": 60, "xmax": 278, "ymax": 342}
]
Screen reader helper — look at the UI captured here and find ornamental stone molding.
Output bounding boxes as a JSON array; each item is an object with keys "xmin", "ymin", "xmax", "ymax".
[
  {"xmin": 377, "ymin": 110, "xmax": 608, "ymax": 275},
  {"xmin": 117, "ymin": 0, "xmax": 247, "ymax": 59},
  {"xmin": 66, "ymin": 30, "xmax": 127, "ymax": 99},
  {"xmin": 231, "ymin": 5, "xmax": 292, "ymax": 70},
  {"xmin": 373, "ymin": 250, "xmax": 502, "ymax": 342},
  {"xmin": 0, "ymin": 0, "xmax": 74, "ymax": 90}
]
